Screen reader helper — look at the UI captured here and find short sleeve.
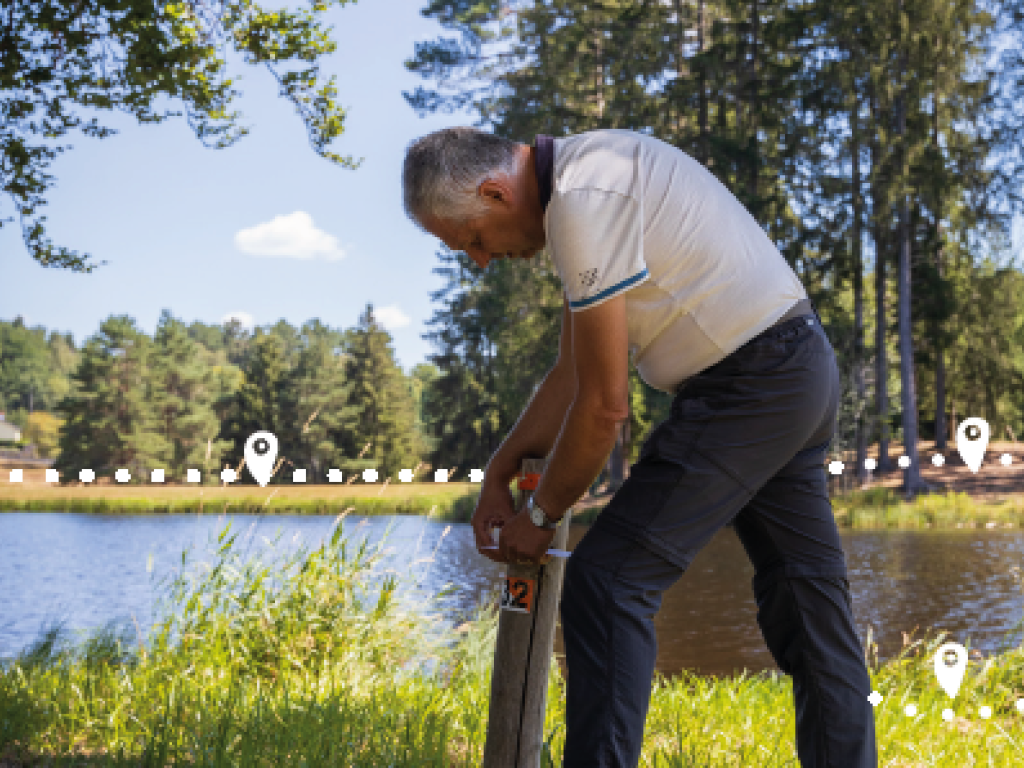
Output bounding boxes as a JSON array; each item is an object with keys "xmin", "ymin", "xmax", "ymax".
[{"xmin": 546, "ymin": 189, "xmax": 650, "ymax": 311}]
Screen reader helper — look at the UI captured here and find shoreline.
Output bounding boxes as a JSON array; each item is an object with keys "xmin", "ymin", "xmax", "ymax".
[{"xmin": 2, "ymin": 485, "xmax": 1023, "ymax": 528}]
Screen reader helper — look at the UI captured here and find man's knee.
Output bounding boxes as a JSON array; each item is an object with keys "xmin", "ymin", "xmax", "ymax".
[{"xmin": 754, "ymin": 572, "xmax": 865, "ymax": 677}]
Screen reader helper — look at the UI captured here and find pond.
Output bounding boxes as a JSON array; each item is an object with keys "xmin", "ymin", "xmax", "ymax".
[{"xmin": 2, "ymin": 512, "xmax": 1023, "ymax": 677}]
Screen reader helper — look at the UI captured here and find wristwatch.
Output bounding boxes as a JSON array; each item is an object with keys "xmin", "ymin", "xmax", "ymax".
[{"xmin": 526, "ymin": 495, "xmax": 560, "ymax": 530}]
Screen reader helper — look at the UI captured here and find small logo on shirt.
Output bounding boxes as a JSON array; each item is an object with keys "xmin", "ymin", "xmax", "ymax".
[{"xmin": 579, "ymin": 268, "xmax": 599, "ymax": 289}]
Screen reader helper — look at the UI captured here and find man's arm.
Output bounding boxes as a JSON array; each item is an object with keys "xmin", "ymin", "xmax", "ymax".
[
  {"xmin": 532, "ymin": 293, "xmax": 630, "ymax": 521},
  {"xmin": 484, "ymin": 294, "xmax": 578, "ymax": 483}
]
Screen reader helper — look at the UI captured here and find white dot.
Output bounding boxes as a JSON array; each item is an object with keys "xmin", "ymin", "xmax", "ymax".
[
  {"xmin": 398, "ymin": 468, "xmax": 414, "ymax": 482},
  {"xmin": 942, "ymin": 708, "xmax": 954, "ymax": 721},
  {"xmin": 904, "ymin": 703, "xmax": 918, "ymax": 717},
  {"xmin": 9, "ymin": 468, "xmax": 23, "ymax": 483},
  {"xmin": 898, "ymin": 456, "xmax": 911, "ymax": 468},
  {"xmin": 220, "ymin": 468, "xmax": 237, "ymax": 484},
  {"xmin": 292, "ymin": 468, "xmax": 306, "ymax": 483},
  {"xmin": 867, "ymin": 691, "xmax": 883, "ymax": 707},
  {"xmin": 864, "ymin": 458, "xmax": 877, "ymax": 471},
  {"xmin": 1001, "ymin": 453, "xmax": 1013, "ymax": 466},
  {"xmin": 80, "ymin": 468, "xmax": 95, "ymax": 483},
  {"xmin": 979, "ymin": 705, "xmax": 992, "ymax": 719},
  {"xmin": 115, "ymin": 468, "xmax": 131, "ymax": 483},
  {"xmin": 828, "ymin": 461, "xmax": 844, "ymax": 475},
  {"xmin": 362, "ymin": 468, "xmax": 378, "ymax": 483},
  {"xmin": 469, "ymin": 468, "xmax": 485, "ymax": 483},
  {"xmin": 45, "ymin": 468, "xmax": 59, "ymax": 483},
  {"xmin": 1016, "ymin": 698, "xmax": 1024, "ymax": 714},
  {"xmin": 434, "ymin": 468, "xmax": 449, "ymax": 483},
  {"xmin": 932, "ymin": 454, "xmax": 945, "ymax": 467}
]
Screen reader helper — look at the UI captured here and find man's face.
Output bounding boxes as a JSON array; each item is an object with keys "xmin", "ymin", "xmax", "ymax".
[{"xmin": 420, "ymin": 175, "xmax": 545, "ymax": 268}]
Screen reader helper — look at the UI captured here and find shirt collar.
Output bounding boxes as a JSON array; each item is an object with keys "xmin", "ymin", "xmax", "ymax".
[{"xmin": 534, "ymin": 134, "xmax": 554, "ymax": 213}]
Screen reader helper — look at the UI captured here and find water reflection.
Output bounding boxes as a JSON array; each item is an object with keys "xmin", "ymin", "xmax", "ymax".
[{"xmin": 1, "ymin": 512, "xmax": 1022, "ymax": 677}]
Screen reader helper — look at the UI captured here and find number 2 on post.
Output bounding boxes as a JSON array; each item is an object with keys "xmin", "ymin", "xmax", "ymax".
[{"xmin": 500, "ymin": 576, "xmax": 536, "ymax": 614}]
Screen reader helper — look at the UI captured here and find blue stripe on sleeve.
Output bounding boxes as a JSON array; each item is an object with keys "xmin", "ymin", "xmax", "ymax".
[{"xmin": 569, "ymin": 269, "xmax": 649, "ymax": 309}]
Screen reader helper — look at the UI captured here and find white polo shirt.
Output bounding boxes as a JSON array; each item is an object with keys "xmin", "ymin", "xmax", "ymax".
[{"xmin": 543, "ymin": 129, "xmax": 808, "ymax": 394}]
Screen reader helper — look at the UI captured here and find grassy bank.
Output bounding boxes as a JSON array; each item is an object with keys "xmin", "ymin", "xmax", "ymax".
[
  {"xmin": 2, "ymin": 518, "xmax": 1023, "ymax": 766},
  {"xmin": 0, "ymin": 482, "xmax": 482, "ymax": 521},
  {"xmin": 2, "ymin": 482, "xmax": 1024, "ymax": 530},
  {"xmin": 831, "ymin": 488, "xmax": 1024, "ymax": 529}
]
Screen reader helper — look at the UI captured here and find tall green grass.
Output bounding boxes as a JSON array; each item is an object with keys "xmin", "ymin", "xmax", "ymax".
[{"xmin": 2, "ymin": 516, "xmax": 1023, "ymax": 765}]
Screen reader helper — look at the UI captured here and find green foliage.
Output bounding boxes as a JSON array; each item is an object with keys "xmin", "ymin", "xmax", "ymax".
[
  {"xmin": 280, "ymin": 319, "xmax": 359, "ymax": 481},
  {"xmin": 53, "ymin": 315, "xmax": 172, "ymax": 481},
  {"xmin": 149, "ymin": 311, "xmax": 233, "ymax": 479},
  {"xmin": 2, "ymin": 0, "xmax": 361, "ymax": 271},
  {"xmin": 420, "ymin": 246, "xmax": 564, "ymax": 476},
  {"xmin": 20, "ymin": 411, "xmax": 62, "ymax": 458},
  {"xmin": 219, "ymin": 328, "xmax": 290, "ymax": 479},
  {"xmin": 0, "ymin": 317, "xmax": 78, "ymax": 420},
  {"xmin": 340, "ymin": 304, "xmax": 428, "ymax": 481}
]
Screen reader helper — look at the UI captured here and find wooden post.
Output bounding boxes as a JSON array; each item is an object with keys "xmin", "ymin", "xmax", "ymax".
[{"xmin": 483, "ymin": 457, "xmax": 573, "ymax": 768}]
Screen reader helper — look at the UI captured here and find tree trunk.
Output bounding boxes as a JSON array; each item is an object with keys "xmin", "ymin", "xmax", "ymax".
[
  {"xmin": 932, "ymin": 97, "xmax": 948, "ymax": 453},
  {"xmin": 698, "ymin": 0, "xmax": 709, "ymax": 165},
  {"xmin": 852, "ymin": 90, "xmax": 868, "ymax": 485},
  {"xmin": 895, "ymin": 46, "xmax": 928, "ymax": 500},
  {"xmin": 747, "ymin": 0, "xmax": 760, "ymax": 206},
  {"xmin": 869, "ymin": 88, "xmax": 892, "ymax": 475}
]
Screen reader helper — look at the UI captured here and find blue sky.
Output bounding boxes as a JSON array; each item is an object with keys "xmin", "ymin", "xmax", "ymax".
[{"xmin": 3, "ymin": 0, "xmax": 470, "ymax": 375}]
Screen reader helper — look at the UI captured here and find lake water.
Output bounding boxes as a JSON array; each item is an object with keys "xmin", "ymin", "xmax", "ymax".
[{"xmin": 2, "ymin": 512, "xmax": 1023, "ymax": 677}]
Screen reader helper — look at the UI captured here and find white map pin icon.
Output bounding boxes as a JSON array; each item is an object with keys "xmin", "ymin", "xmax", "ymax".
[
  {"xmin": 244, "ymin": 431, "xmax": 278, "ymax": 487},
  {"xmin": 934, "ymin": 642, "xmax": 968, "ymax": 699},
  {"xmin": 956, "ymin": 417, "xmax": 989, "ymax": 473}
]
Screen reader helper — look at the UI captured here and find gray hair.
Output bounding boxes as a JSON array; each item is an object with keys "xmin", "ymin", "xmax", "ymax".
[{"xmin": 402, "ymin": 127, "xmax": 522, "ymax": 225}]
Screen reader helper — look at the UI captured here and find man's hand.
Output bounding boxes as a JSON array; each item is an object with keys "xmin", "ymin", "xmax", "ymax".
[
  {"xmin": 471, "ymin": 474, "xmax": 554, "ymax": 565},
  {"xmin": 493, "ymin": 508, "xmax": 556, "ymax": 566}
]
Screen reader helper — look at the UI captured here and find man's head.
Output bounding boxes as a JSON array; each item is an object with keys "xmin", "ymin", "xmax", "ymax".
[{"xmin": 402, "ymin": 127, "xmax": 546, "ymax": 268}]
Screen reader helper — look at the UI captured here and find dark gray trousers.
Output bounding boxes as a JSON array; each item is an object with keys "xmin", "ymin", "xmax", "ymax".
[{"xmin": 560, "ymin": 310, "xmax": 878, "ymax": 767}]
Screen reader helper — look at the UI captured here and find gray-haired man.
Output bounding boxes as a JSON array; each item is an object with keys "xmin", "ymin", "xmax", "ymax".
[{"xmin": 402, "ymin": 127, "xmax": 877, "ymax": 768}]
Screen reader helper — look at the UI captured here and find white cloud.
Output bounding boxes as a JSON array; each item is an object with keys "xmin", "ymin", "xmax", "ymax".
[
  {"xmin": 234, "ymin": 211, "xmax": 346, "ymax": 261},
  {"xmin": 221, "ymin": 311, "xmax": 255, "ymax": 330},
  {"xmin": 374, "ymin": 305, "xmax": 411, "ymax": 330}
]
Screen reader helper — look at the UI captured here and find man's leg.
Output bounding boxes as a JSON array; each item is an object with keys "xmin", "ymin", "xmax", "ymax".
[
  {"xmin": 732, "ymin": 440, "xmax": 877, "ymax": 768},
  {"xmin": 560, "ymin": 526, "xmax": 684, "ymax": 768},
  {"xmin": 561, "ymin": 313, "xmax": 876, "ymax": 766}
]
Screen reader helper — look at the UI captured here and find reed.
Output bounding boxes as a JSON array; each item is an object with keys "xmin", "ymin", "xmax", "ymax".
[{"xmin": 2, "ymin": 519, "xmax": 1023, "ymax": 766}]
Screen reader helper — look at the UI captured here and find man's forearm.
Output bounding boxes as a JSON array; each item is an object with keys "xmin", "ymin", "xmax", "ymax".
[
  {"xmin": 532, "ymin": 402, "xmax": 623, "ymax": 522},
  {"xmin": 484, "ymin": 366, "xmax": 577, "ymax": 482}
]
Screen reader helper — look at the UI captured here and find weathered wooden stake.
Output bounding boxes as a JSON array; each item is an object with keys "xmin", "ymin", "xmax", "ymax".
[{"xmin": 483, "ymin": 457, "xmax": 573, "ymax": 768}]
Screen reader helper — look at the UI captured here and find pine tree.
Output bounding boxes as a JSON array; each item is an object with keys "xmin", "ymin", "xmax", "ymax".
[
  {"xmin": 341, "ymin": 305, "xmax": 425, "ymax": 482},
  {"xmin": 150, "ymin": 310, "xmax": 232, "ymax": 483},
  {"xmin": 219, "ymin": 330, "xmax": 289, "ymax": 484},
  {"xmin": 280, "ymin": 320, "xmax": 359, "ymax": 482},
  {"xmin": 53, "ymin": 316, "xmax": 169, "ymax": 483}
]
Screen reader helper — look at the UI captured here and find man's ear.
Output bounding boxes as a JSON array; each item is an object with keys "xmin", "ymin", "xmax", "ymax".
[{"xmin": 479, "ymin": 177, "xmax": 511, "ymax": 205}]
